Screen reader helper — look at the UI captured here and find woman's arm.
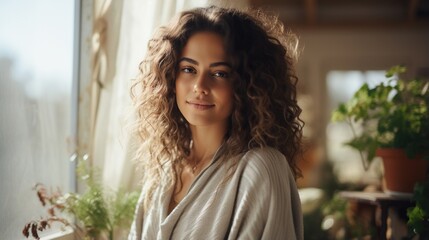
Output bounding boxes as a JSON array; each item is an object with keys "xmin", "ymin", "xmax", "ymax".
[{"xmin": 228, "ymin": 148, "xmax": 303, "ymax": 240}]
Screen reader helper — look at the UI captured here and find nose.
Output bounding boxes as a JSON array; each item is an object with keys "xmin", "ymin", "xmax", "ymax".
[{"xmin": 193, "ymin": 73, "xmax": 209, "ymax": 95}]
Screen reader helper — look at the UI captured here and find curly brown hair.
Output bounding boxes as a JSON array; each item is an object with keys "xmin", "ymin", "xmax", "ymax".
[{"xmin": 131, "ymin": 5, "xmax": 303, "ymax": 209}]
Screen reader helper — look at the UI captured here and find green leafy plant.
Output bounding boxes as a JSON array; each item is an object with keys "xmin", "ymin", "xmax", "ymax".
[
  {"xmin": 407, "ymin": 180, "xmax": 429, "ymax": 239},
  {"xmin": 22, "ymin": 160, "xmax": 140, "ymax": 240},
  {"xmin": 332, "ymin": 65, "xmax": 429, "ymax": 170}
]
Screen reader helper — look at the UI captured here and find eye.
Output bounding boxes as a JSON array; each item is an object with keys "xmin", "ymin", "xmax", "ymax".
[
  {"xmin": 181, "ymin": 67, "xmax": 196, "ymax": 74},
  {"xmin": 212, "ymin": 71, "xmax": 229, "ymax": 79}
]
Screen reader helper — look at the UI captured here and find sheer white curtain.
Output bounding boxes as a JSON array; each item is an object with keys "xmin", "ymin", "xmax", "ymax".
[{"xmin": 91, "ymin": 0, "xmax": 249, "ymax": 192}]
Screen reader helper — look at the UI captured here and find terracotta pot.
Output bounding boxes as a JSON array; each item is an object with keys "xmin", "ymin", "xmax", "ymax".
[{"xmin": 377, "ymin": 148, "xmax": 428, "ymax": 195}]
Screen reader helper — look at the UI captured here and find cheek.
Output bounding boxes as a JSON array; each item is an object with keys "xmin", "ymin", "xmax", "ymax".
[
  {"xmin": 222, "ymin": 86, "xmax": 235, "ymax": 112},
  {"xmin": 175, "ymin": 80, "xmax": 186, "ymax": 99},
  {"xmin": 175, "ymin": 80, "xmax": 192, "ymax": 115}
]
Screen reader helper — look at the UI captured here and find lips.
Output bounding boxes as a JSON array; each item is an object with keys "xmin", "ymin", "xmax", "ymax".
[{"xmin": 186, "ymin": 100, "xmax": 215, "ymax": 110}]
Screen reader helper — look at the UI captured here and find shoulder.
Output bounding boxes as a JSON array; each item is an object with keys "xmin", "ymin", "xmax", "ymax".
[
  {"xmin": 228, "ymin": 147, "xmax": 303, "ymax": 239},
  {"xmin": 245, "ymin": 147, "xmax": 286, "ymax": 162},
  {"xmin": 240, "ymin": 147, "xmax": 290, "ymax": 175},
  {"xmin": 235, "ymin": 147, "xmax": 294, "ymax": 186}
]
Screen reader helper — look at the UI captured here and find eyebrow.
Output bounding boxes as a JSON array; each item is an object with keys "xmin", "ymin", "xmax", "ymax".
[{"xmin": 178, "ymin": 57, "xmax": 232, "ymax": 68}]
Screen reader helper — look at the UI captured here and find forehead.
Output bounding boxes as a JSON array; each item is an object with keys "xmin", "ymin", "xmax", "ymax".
[{"xmin": 180, "ymin": 31, "xmax": 228, "ymax": 62}]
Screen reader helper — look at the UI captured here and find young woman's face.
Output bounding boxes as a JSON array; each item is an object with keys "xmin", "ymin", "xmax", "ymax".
[{"xmin": 175, "ymin": 31, "xmax": 234, "ymax": 129}]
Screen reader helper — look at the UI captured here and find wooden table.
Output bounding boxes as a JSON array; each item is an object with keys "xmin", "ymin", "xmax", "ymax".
[{"xmin": 339, "ymin": 191, "xmax": 414, "ymax": 240}]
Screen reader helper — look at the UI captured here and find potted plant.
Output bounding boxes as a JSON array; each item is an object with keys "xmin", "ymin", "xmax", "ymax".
[
  {"xmin": 22, "ymin": 160, "xmax": 140, "ymax": 240},
  {"xmin": 331, "ymin": 65, "xmax": 429, "ymax": 194}
]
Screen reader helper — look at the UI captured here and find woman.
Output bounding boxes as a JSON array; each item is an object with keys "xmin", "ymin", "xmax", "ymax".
[{"xmin": 129, "ymin": 5, "xmax": 303, "ymax": 240}]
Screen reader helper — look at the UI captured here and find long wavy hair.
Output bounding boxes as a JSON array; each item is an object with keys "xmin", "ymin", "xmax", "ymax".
[{"xmin": 131, "ymin": 6, "xmax": 303, "ymax": 209}]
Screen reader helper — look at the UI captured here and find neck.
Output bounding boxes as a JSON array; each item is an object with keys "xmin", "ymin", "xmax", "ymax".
[{"xmin": 189, "ymin": 123, "xmax": 227, "ymax": 165}]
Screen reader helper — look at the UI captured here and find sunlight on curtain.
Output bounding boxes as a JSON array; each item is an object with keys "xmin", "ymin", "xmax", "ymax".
[{"xmin": 0, "ymin": 0, "xmax": 74, "ymax": 239}]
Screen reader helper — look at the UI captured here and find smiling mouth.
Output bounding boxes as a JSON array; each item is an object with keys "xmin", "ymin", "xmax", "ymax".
[{"xmin": 186, "ymin": 101, "xmax": 215, "ymax": 110}]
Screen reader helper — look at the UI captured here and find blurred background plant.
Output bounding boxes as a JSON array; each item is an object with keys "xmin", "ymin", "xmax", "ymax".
[
  {"xmin": 301, "ymin": 160, "xmax": 378, "ymax": 240},
  {"xmin": 407, "ymin": 179, "xmax": 429, "ymax": 240},
  {"xmin": 331, "ymin": 65, "xmax": 429, "ymax": 170},
  {"xmin": 22, "ymin": 160, "xmax": 140, "ymax": 240}
]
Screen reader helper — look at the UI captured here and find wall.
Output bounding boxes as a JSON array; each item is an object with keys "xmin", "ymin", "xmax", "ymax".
[
  {"xmin": 296, "ymin": 26, "xmax": 429, "ymax": 148},
  {"xmin": 294, "ymin": 26, "xmax": 429, "ymax": 184}
]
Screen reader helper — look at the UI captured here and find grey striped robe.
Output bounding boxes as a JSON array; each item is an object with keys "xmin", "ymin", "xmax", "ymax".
[{"xmin": 129, "ymin": 147, "xmax": 303, "ymax": 240}]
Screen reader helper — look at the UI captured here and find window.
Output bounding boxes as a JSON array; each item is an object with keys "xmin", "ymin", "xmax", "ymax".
[
  {"xmin": 0, "ymin": 0, "xmax": 75, "ymax": 238},
  {"xmin": 326, "ymin": 70, "xmax": 386, "ymax": 183}
]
